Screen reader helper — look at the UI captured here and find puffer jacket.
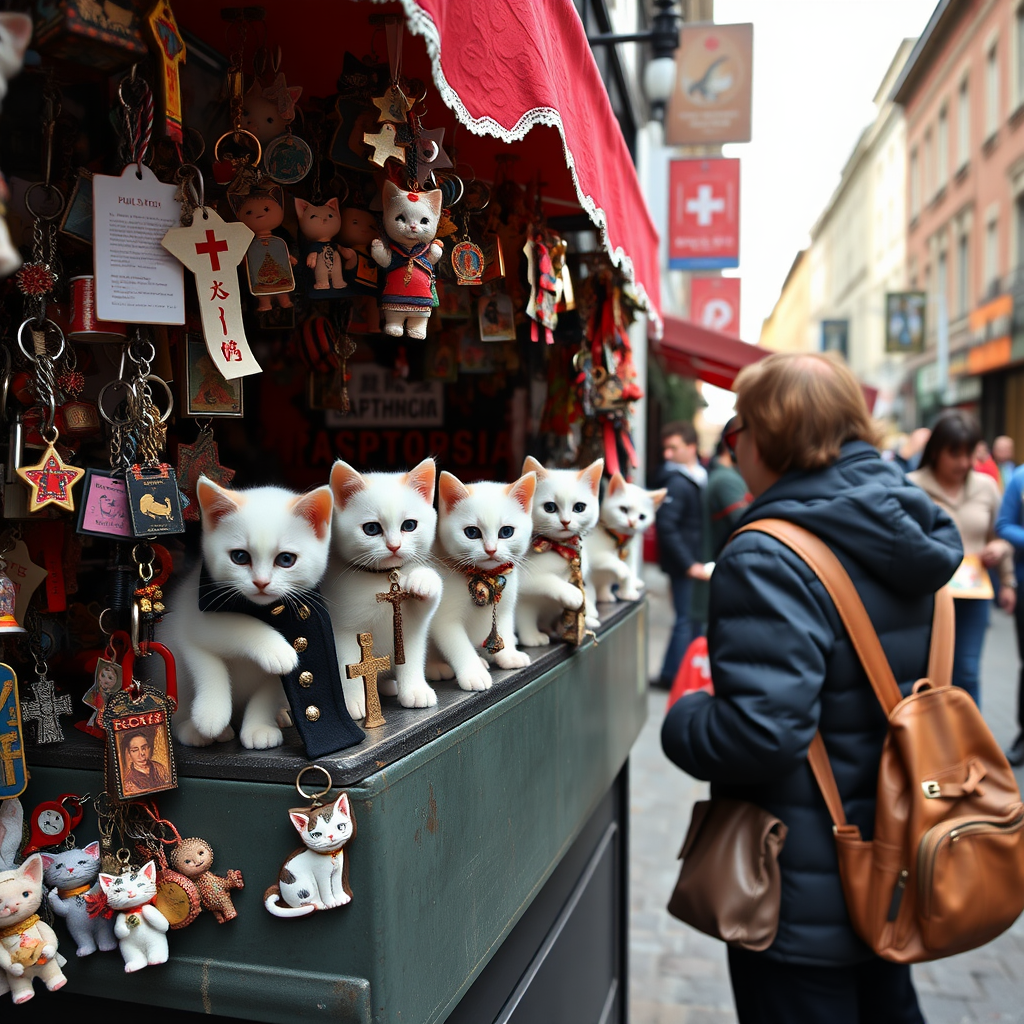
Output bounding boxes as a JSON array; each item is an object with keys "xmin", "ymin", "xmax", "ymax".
[
  {"xmin": 661, "ymin": 441, "xmax": 962, "ymax": 966},
  {"xmin": 655, "ymin": 463, "xmax": 704, "ymax": 578}
]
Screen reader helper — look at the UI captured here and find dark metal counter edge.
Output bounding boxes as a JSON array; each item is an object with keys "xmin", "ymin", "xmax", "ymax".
[{"xmin": 27, "ymin": 600, "xmax": 640, "ymax": 787}]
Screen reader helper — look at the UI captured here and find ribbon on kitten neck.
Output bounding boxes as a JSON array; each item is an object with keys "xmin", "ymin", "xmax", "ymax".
[
  {"xmin": 460, "ymin": 561, "xmax": 514, "ymax": 655},
  {"xmin": 603, "ymin": 528, "xmax": 631, "ymax": 561},
  {"xmin": 197, "ymin": 565, "xmax": 365, "ymax": 758},
  {"xmin": 529, "ymin": 536, "xmax": 594, "ymax": 647},
  {"xmin": 530, "ymin": 534, "xmax": 581, "ymax": 562},
  {"xmin": 0, "ymin": 914, "xmax": 40, "ymax": 938}
]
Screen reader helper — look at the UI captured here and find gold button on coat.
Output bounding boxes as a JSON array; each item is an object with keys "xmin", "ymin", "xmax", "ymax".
[
  {"xmin": 298, "ymin": 605, "xmax": 311, "ymax": 620},
  {"xmin": 305, "ymin": 706, "xmax": 320, "ymax": 721},
  {"xmin": 293, "ymin": 637, "xmax": 308, "ymax": 652},
  {"xmin": 299, "ymin": 671, "xmax": 313, "ymax": 687}
]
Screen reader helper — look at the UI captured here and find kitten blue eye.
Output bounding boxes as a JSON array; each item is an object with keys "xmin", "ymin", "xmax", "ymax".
[
  {"xmin": 573, "ymin": 502, "xmax": 587, "ymax": 513},
  {"xmin": 363, "ymin": 523, "xmax": 383, "ymax": 536},
  {"xmin": 22, "ymin": 890, "xmax": 29, "ymax": 897},
  {"xmin": 498, "ymin": 526, "xmax": 515, "ymax": 539},
  {"xmin": 275, "ymin": 552, "xmax": 297, "ymax": 568},
  {"xmin": 543, "ymin": 502, "xmax": 557, "ymax": 514},
  {"xmin": 401, "ymin": 519, "xmax": 418, "ymax": 532},
  {"xmin": 464, "ymin": 526, "xmax": 482, "ymax": 539},
  {"xmin": 230, "ymin": 550, "xmax": 251, "ymax": 565}
]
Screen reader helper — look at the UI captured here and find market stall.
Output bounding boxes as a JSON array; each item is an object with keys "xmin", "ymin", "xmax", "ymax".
[{"xmin": 0, "ymin": 2, "xmax": 660, "ymax": 1021}]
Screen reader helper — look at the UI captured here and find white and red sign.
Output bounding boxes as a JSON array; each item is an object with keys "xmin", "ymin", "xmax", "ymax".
[
  {"xmin": 690, "ymin": 277, "xmax": 741, "ymax": 337},
  {"xmin": 669, "ymin": 159, "xmax": 740, "ymax": 270}
]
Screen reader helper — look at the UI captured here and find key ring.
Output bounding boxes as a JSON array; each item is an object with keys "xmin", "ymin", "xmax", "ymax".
[
  {"xmin": 295, "ymin": 764, "xmax": 334, "ymax": 807},
  {"xmin": 17, "ymin": 317, "xmax": 66, "ymax": 362}
]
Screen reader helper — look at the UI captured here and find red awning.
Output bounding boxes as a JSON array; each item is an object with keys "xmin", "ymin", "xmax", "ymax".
[
  {"xmin": 173, "ymin": 0, "xmax": 662, "ymax": 326},
  {"xmin": 655, "ymin": 314, "xmax": 880, "ymax": 410},
  {"xmin": 655, "ymin": 314, "xmax": 770, "ymax": 391}
]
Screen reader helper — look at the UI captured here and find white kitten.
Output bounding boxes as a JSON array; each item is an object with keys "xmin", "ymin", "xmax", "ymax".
[
  {"xmin": 98, "ymin": 861, "xmax": 168, "ymax": 973},
  {"xmin": 584, "ymin": 473, "xmax": 666, "ymax": 607},
  {"xmin": 161, "ymin": 478, "xmax": 334, "ymax": 750},
  {"xmin": 324, "ymin": 459, "xmax": 442, "ymax": 719},
  {"xmin": 0, "ymin": 14, "xmax": 32, "ymax": 111},
  {"xmin": 427, "ymin": 471, "xmax": 536, "ymax": 691},
  {"xmin": 515, "ymin": 457, "xmax": 603, "ymax": 647}
]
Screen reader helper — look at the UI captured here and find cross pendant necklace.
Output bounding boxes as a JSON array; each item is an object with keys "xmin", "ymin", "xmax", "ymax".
[
  {"xmin": 376, "ymin": 569, "xmax": 412, "ymax": 665},
  {"xmin": 345, "ymin": 631, "xmax": 391, "ymax": 729}
]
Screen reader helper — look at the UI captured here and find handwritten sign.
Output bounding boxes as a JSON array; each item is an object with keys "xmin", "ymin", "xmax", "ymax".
[{"xmin": 92, "ymin": 164, "xmax": 185, "ymax": 324}]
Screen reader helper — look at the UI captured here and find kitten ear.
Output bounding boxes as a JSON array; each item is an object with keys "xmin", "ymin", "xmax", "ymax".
[
  {"xmin": 381, "ymin": 180, "xmax": 400, "ymax": 212},
  {"xmin": 606, "ymin": 472, "xmax": 626, "ymax": 496},
  {"xmin": 20, "ymin": 854, "xmax": 43, "ymax": 885},
  {"xmin": 421, "ymin": 188, "xmax": 443, "ymax": 219},
  {"xmin": 438, "ymin": 471, "xmax": 470, "ymax": 512},
  {"xmin": 289, "ymin": 811, "xmax": 310, "ymax": 834},
  {"xmin": 330, "ymin": 460, "xmax": 366, "ymax": 509},
  {"xmin": 578, "ymin": 459, "xmax": 605, "ymax": 496},
  {"xmin": 522, "ymin": 455, "xmax": 547, "ymax": 479},
  {"xmin": 336, "ymin": 792, "xmax": 351, "ymax": 817},
  {"xmin": 292, "ymin": 486, "xmax": 334, "ymax": 540},
  {"xmin": 98, "ymin": 873, "xmax": 115, "ymax": 891},
  {"xmin": 326, "ymin": 197, "xmax": 340, "ymax": 213},
  {"xmin": 1, "ymin": 14, "xmax": 33, "ymax": 61},
  {"xmin": 294, "ymin": 197, "xmax": 310, "ymax": 218},
  {"xmin": 506, "ymin": 472, "xmax": 536, "ymax": 512},
  {"xmin": 648, "ymin": 487, "xmax": 668, "ymax": 509},
  {"xmin": 197, "ymin": 476, "xmax": 244, "ymax": 526},
  {"xmin": 39, "ymin": 853, "xmax": 55, "ymax": 871},
  {"xmin": 404, "ymin": 458, "xmax": 436, "ymax": 503},
  {"xmin": 140, "ymin": 860, "xmax": 157, "ymax": 883},
  {"xmin": 83, "ymin": 841, "xmax": 101, "ymax": 859}
]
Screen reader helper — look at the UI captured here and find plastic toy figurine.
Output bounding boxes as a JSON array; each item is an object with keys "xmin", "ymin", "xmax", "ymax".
[
  {"xmin": 97, "ymin": 861, "xmax": 169, "ymax": 973},
  {"xmin": 371, "ymin": 181, "xmax": 444, "ymax": 339},
  {"xmin": 43, "ymin": 842, "xmax": 118, "ymax": 957},
  {"xmin": 240, "ymin": 73, "xmax": 302, "ymax": 146},
  {"xmin": 167, "ymin": 838, "xmax": 244, "ymax": 924},
  {"xmin": 295, "ymin": 197, "xmax": 356, "ymax": 296},
  {"xmin": 232, "ymin": 187, "xmax": 297, "ymax": 312}
]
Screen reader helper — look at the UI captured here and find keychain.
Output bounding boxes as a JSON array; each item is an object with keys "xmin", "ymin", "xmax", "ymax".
[
  {"xmin": 19, "ymin": 628, "xmax": 72, "ymax": 746},
  {"xmin": 0, "ymin": 662, "xmax": 27, "ymax": 800},
  {"xmin": 22, "ymin": 792, "xmax": 84, "ymax": 854},
  {"xmin": 77, "ymin": 629, "xmax": 130, "ymax": 738},
  {"xmin": 264, "ymin": 765, "xmax": 356, "ymax": 918},
  {"xmin": 96, "ymin": 851, "xmax": 169, "ymax": 973}
]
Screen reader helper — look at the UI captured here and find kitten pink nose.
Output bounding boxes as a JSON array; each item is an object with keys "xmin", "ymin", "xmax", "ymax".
[
  {"xmin": 485, "ymin": 545, "xmax": 497, "ymax": 557},
  {"xmin": 560, "ymin": 519, "xmax": 571, "ymax": 528},
  {"xmin": 386, "ymin": 541, "xmax": 402, "ymax": 553},
  {"xmin": 254, "ymin": 580, "xmax": 270, "ymax": 592}
]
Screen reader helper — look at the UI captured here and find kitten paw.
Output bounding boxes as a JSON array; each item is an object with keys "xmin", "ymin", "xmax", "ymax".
[
  {"xmin": 425, "ymin": 660, "xmax": 454, "ymax": 681},
  {"xmin": 585, "ymin": 615, "xmax": 601, "ymax": 630},
  {"xmin": 618, "ymin": 588, "xmax": 641, "ymax": 602},
  {"xmin": 494, "ymin": 648, "xmax": 531, "ymax": 670},
  {"xmin": 398, "ymin": 681, "xmax": 438, "ymax": 708},
  {"xmin": 174, "ymin": 720, "xmax": 218, "ymax": 747},
  {"xmin": 254, "ymin": 639, "xmax": 300, "ymax": 676},
  {"xmin": 240, "ymin": 724, "xmax": 284, "ymax": 749},
  {"xmin": 383, "ymin": 322, "xmax": 404, "ymax": 337},
  {"xmin": 216, "ymin": 725, "xmax": 236, "ymax": 742},
  {"xmin": 345, "ymin": 692, "xmax": 367, "ymax": 721},
  {"xmin": 563, "ymin": 588, "xmax": 584, "ymax": 611},
  {"xmin": 596, "ymin": 588, "xmax": 617, "ymax": 603},
  {"xmin": 403, "ymin": 566, "xmax": 442, "ymax": 602},
  {"xmin": 76, "ymin": 944, "xmax": 97, "ymax": 957},
  {"xmin": 518, "ymin": 631, "xmax": 550, "ymax": 648},
  {"xmin": 456, "ymin": 664, "xmax": 492, "ymax": 691}
]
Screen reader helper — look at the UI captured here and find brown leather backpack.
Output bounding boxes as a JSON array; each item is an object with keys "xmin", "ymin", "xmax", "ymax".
[{"xmin": 740, "ymin": 519, "xmax": 1024, "ymax": 963}]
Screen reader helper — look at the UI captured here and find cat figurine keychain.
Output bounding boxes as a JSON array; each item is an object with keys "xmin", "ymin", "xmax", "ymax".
[{"xmin": 264, "ymin": 765, "xmax": 356, "ymax": 918}]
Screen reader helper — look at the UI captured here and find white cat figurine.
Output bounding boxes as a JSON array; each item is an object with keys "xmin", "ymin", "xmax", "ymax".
[
  {"xmin": 370, "ymin": 181, "xmax": 444, "ymax": 339},
  {"xmin": 584, "ymin": 473, "xmax": 666, "ymax": 607},
  {"xmin": 515, "ymin": 457, "xmax": 604, "ymax": 646},
  {"xmin": 0, "ymin": 854, "xmax": 67, "ymax": 1003},
  {"xmin": 324, "ymin": 459, "xmax": 442, "ymax": 720},
  {"xmin": 98, "ymin": 861, "xmax": 168, "ymax": 973},
  {"xmin": 427, "ymin": 471, "xmax": 536, "ymax": 691},
  {"xmin": 264, "ymin": 792, "xmax": 355, "ymax": 918},
  {"xmin": 160, "ymin": 478, "xmax": 335, "ymax": 750},
  {"xmin": 43, "ymin": 841, "xmax": 118, "ymax": 957},
  {"xmin": 0, "ymin": 14, "xmax": 32, "ymax": 280}
]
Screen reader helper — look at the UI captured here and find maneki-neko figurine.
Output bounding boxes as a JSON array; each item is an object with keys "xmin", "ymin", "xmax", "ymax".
[{"xmin": 230, "ymin": 185, "xmax": 297, "ymax": 313}]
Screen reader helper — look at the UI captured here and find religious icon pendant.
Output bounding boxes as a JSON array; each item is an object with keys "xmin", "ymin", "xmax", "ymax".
[
  {"xmin": 21, "ymin": 672, "xmax": 73, "ymax": 746},
  {"xmin": 375, "ymin": 570, "xmax": 411, "ymax": 665},
  {"xmin": 244, "ymin": 235, "xmax": 295, "ymax": 296},
  {"xmin": 0, "ymin": 663, "xmax": 28, "ymax": 800},
  {"xmin": 345, "ymin": 632, "xmax": 389, "ymax": 729}
]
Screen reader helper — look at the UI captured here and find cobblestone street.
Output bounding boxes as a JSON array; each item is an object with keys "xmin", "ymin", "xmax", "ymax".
[{"xmin": 630, "ymin": 567, "xmax": 1024, "ymax": 1024}]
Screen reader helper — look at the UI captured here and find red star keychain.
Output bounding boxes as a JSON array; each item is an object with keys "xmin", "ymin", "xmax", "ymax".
[
  {"xmin": 176, "ymin": 429, "xmax": 236, "ymax": 522},
  {"xmin": 17, "ymin": 431, "xmax": 85, "ymax": 512}
]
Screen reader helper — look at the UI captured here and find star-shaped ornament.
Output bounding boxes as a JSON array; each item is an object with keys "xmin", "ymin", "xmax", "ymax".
[
  {"xmin": 177, "ymin": 431, "xmax": 236, "ymax": 522},
  {"xmin": 363, "ymin": 122, "xmax": 408, "ymax": 168},
  {"xmin": 17, "ymin": 442, "xmax": 85, "ymax": 513},
  {"xmin": 412, "ymin": 126, "xmax": 452, "ymax": 187},
  {"xmin": 372, "ymin": 85, "xmax": 413, "ymax": 124}
]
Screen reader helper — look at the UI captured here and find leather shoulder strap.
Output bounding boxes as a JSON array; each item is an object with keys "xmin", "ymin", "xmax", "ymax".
[
  {"xmin": 735, "ymin": 519, "xmax": 904, "ymax": 714},
  {"xmin": 926, "ymin": 586, "xmax": 954, "ymax": 687}
]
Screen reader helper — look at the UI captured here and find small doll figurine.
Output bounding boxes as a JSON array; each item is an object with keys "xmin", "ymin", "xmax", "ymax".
[
  {"xmin": 168, "ymin": 838, "xmax": 244, "ymax": 924},
  {"xmin": 97, "ymin": 861, "xmax": 169, "ymax": 973},
  {"xmin": 371, "ymin": 181, "xmax": 444, "ymax": 339},
  {"xmin": 0, "ymin": 854, "xmax": 68, "ymax": 1003},
  {"xmin": 338, "ymin": 206, "xmax": 380, "ymax": 291},
  {"xmin": 295, "ymin": 197, "xmax": 356, "ymax": 295},
  {"xmin": 80, "ymin": 658, "xmax": 123, "ymax": 736},
  {"xmin": 232, "ymin": 188, "xmax": 298, "ymax": 312},
  {"xmin": 240, "ymin": 73, "xmax": 302, "ymax": 146}
]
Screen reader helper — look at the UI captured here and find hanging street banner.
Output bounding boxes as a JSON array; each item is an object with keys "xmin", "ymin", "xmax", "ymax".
[
  {"xmin": 885, "ymin": 292, "xmax": 927, "ymax": 354},
  {"xmin": 690, "ymin": 277, "xmax": 741, "ymax": 337},
  {"xmin": 665, "ymin": 23, "xmax": 753, "ymax": 146},
  {"xmin": 669, "ymin": 159, "xmax": 740, "ymax": 270}
]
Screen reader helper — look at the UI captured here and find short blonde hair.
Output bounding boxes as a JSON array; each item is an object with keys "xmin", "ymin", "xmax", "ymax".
[{"xmin": 734, "ymin": 353, "xmax": 881, "ymax": 474}]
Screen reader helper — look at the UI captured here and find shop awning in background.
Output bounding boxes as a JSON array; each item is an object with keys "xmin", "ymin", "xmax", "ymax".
[
  {"xmin": 399, "ymin": 0, "xmax": 662, "ymax": 327},
  {"xmin": 655, "ymin": 315, "xmax": 879, "ymax": 409}
]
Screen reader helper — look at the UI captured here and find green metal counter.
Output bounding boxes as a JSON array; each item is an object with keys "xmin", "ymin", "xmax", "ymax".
[{"xmin": 24, "ymin": 599, "xmax": 647, "ymax": 1023}]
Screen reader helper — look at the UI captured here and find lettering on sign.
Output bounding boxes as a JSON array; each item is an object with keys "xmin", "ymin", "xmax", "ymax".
[{"xmin": 325, "ymin": 366, "xmax": 444, "ymax": 427}]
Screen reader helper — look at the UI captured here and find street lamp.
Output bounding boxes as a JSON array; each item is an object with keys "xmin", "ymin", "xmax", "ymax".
[{"xmin": 588, "ymin": 0, "xmax": 681, "ymax": 122}]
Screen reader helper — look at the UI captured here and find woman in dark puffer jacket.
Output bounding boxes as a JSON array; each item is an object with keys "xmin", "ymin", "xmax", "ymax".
[{"xmin": 662, "ymin": 353, "xmax": 962, "ymax": 1024}]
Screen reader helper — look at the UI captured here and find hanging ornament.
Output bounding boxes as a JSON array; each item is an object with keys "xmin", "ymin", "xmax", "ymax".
[
  {"xmin": 0, "ymin": 663, "xmax": 28, "ymax": 799},
  {"xmin": 16, "ymin": 429, "xmax": 84, "ymax": 514},
  {"xmin": 0, "ymin": 540, "xmax": 26, "ymax": 633}
]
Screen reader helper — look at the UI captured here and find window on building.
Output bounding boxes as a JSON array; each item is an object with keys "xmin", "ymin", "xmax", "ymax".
[
  {"xmin": 938, "ymin": 104, "xmax": 949, "ymax": 188},
  {"xmin": 924, "ymin": 129, "xmax": 933, "ymax": 197},
  {"xmin": 957, "ymin": 230, "xmax": 970, "ymax": 315},
  {"xmin": 938, "ymin": 248, "xmax": 949, "ymax": 314},
  {"xmin": 985, "ymin": 217, "xmax": 1000, "ymax": 293},
  {"xmin": 958, "ymin": 76, "xmax": 970, "ymax": 167},
  {"xmin": 910, "ymin": 146, "xmax": 920, "ymax": 218},
  {"xmin": 987, "ymin": 42, "xmax": 1000, "ymax": 138}
]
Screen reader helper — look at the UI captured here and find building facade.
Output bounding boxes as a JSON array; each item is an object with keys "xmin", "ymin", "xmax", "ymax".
[
  {"xmin": 894, "ymin": 0, "xmax": 1024, "ymax": 443},
  {"xmin": 759, "ymin": 249, "xmax": 814, "ymax": 353}
]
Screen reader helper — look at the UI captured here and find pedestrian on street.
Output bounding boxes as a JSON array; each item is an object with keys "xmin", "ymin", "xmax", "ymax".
[
  {"xmin": 706, "ymin": 417, "xmax": 752, "ymax": 558},
  {"xmin": 996, "ymin": 461, "xmax": 1024, "ymax": 766},
  {"xmin": 652, "ymin": 421, "xmax": 710, "ymax": 690},
  {"xmin": 910, "ymin": 412, "xmax": 1015, "ymax": 706},
  {"xmin": 994, "ymin": 434, "xmax": 1016, "ymax": 489},
  {"xmin": 662, "ymin": 353, "xmax": 962, "ymax": 1024}
]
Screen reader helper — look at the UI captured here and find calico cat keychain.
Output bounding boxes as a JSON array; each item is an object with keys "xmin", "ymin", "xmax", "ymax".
[{"xmin": 264, "ymin": 765, "xmax": 355, "ymax": 918}]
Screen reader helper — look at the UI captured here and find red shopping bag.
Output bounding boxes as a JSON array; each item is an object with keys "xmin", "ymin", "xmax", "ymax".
[{"xmin": 666, "ymin": 636, "xmax": 713, "ymax": 711}]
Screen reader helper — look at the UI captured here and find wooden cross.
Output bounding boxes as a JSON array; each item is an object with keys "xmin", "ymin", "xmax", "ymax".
[
  {"xmin": 376, "ymin": 570, "xmax": 412, "ymax": 665},
  {"xmin": 21, "ymin": 676, "xmax": 73, "ymax": 745},
  {"xmin": 0, "ymin": 733, "xmax": 18, "ymax": 787},
  {"xmin": 346, "ymin": 632, "xmax": 390, "ymax": 729}
]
